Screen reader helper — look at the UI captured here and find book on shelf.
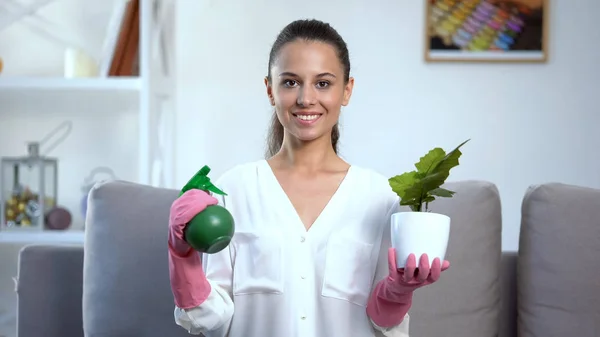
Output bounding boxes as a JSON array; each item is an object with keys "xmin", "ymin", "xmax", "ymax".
[{"xmin": 99, "ymin": 0, "xmax": 140, "ymax": 77}]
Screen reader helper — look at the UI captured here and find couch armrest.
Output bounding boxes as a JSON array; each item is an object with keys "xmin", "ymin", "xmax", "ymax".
[
  {"xmin": 499, "ymin": 251, "xmax": 517, "ymax": 337},
  {"xmin": 16, "ymin": 244, "xmax": 84, "ymax": 337}
]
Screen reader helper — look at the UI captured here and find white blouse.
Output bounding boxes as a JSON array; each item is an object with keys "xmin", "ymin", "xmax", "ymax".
[{"xmin": 174, "ymin": 160, "xmax": 410, "ymax": 337}]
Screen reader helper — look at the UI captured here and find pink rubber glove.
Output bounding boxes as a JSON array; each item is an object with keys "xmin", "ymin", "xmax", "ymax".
[
  {"xmin": 168, "ymin": 189, "xmax": 219, "ymax": 309},
  {"xmin": 366, "ymin": 248, "xmax": 450, "ymax": 327}
]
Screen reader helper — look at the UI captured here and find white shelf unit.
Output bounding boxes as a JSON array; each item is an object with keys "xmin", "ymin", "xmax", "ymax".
[
  {"xmin": 0, "ymin": 77, "xmax": 141, "ymax": 90},
  {"xmin": 0, "ymin": 230, "xmax": 85, "ymax": 244},
  {"xmin": 0, "ymin": 0, "xmax": 176, "ymax": 243}
]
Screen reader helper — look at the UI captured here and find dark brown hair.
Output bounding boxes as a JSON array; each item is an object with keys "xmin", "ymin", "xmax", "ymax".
[{"xmin": 265, "ymin": 19, "xmax": 351, "ymax": 158}]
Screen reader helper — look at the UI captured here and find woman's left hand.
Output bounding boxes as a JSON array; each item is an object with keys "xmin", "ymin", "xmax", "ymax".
[
  {"xmin": 385, "ymin": 247, "xmax": 450, "ymax": 294},
  {"xmin": 366, "ymin": 248, "xmax": 451, "ymax": 327}
]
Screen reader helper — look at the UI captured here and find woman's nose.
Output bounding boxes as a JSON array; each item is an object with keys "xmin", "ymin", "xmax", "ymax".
[{"xmin": 296, "ymin": 85, "xmax": 317, "ymax": 107}]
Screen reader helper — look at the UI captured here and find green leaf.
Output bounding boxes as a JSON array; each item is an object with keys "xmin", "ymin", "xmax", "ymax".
[
  {"xmin": 422, "ymin": 195, "xmax": 436, "ymax": 203},
  {"xmin": 415, "ymin": 147, "xmax": 446, "ymax": 174},
  {"xmin": 400, "ymin": 197, "xmax": 418, "ymax": 206},
  {"xmin": 388, "ymin": 171, "xmax": 418, "ymax": 198},
  {"xmin": 429, "ymin": 187, "xmax": 456, "ymax": 198},
  {"xmin": 406, "ymin": 171, "xmax": 447, "ymax": 196},
  {"xmin": 429, "ymin": 139, "xmax": 470, "ymax": 180},
  {"xmin": 388, "ymin": 139, "xmax": 470, "ymax": 212},
  {"xmin": 389, "ymin": 171, "xmax": 425, "ymax": 210}
]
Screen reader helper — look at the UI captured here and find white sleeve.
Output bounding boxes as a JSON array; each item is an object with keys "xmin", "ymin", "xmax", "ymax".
[
  {"xmin": 369, "ymin": 197, "xmax": 410, "ymax": 336},
  {"xmin": 174, "ymin": 279, "xmax": 234, "ymax": 335},
  {"xmin": 371, "ymin": 315, "xmax": 410, "ymax": 337},
  {"xmin": 173, "ymin": 192, "xmax": 236, "ymax": 336}
]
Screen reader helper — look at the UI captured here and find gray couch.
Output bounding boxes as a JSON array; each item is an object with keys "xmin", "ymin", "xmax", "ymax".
[{"xmin": 12, "ymin": 180, "xmax": 600, "ymax": 337}]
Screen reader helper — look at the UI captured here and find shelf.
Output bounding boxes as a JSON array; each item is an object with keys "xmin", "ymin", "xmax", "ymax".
[
  {"xmin": 0, "ymin": 77, "xmax": 141, "ymax": 114},
  {"xmin": 0, "ymin": 77, "xmax": 141, "ymax": 91},
  {"xmin": 0, "ymin": 230, "xmax": 85, "ymax": 244}
]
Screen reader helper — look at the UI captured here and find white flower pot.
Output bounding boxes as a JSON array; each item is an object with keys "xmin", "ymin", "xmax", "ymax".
[{"xmin": 390, "ymin": 211, "xmax": 451, "ymax": 269}]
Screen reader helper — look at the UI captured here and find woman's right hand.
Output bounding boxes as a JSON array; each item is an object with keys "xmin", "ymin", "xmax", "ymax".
[
  {"xmin": 168, "ymin": 189, "xmax": 218, "ymax": 309},
  {"xmin": 168, "ymin": 189, "xmax": 219, "ymax": 257}
]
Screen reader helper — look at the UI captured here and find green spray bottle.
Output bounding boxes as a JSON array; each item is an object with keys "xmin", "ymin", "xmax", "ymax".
[{"xmin": 179, "ymin": 165, "xmax": 235, "ymax": 254}]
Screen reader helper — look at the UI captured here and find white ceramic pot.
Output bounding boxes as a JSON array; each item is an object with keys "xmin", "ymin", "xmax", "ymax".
[{"xmin": 390, "ymin": 211, "xmax": 451, "ymax": 269}]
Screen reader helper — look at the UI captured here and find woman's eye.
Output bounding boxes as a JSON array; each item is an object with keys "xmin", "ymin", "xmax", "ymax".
[
  {"xmin": 316, "ymin": 81, "xmax": 329, "ymax": 88},
  {"xmin": 284, "ymin": 80, "xmax": 298, "ymax": 87}
]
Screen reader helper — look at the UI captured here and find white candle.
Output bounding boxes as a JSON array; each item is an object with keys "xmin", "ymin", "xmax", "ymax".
[{"xmin": 64, "ymin": 48, "xmax": 99, "ymax": 78}]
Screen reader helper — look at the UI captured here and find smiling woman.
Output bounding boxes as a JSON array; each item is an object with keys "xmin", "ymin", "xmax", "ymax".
[
  {"xmin": 264, "ymin": 19, "xmax": 353, "ymax": 157},
  {"xmin": 168, "ymin": 18, "xmax": 449, "ymax": 337}
]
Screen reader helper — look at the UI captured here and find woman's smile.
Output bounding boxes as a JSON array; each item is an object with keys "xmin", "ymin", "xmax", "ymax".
[{"xmin": 292, "ymin": 112, "xmax": 323, "ymax": 126}]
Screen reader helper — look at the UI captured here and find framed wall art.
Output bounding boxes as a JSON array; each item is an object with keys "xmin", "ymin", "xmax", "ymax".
[{"xmin": 424, "ymin": 0, "xmax": 549, "ymax": 63}]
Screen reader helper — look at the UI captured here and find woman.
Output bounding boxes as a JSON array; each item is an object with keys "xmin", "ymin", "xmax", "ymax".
[{"xmin": 168, "ymin": 19, "xmax": 450, "ymax": 337}]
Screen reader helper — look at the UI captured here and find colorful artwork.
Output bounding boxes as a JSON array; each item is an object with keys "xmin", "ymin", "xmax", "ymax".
[{"xmin": 425, "ymin": 0, "xmax": 548, "ymax": 62}]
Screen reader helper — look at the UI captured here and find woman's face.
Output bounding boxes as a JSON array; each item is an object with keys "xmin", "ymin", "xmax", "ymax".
[{"xmin": 265, "ymin": 40, "xmax": 354, "ymax": 144}]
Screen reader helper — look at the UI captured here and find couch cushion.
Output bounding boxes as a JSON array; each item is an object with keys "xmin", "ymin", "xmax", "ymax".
[
  {"xmin": 17, "ymin": 244, "xmax": 84, "ymax": 337},
  {"xmin": 518, "ymin": 183, "xmax": 600, "ymax": 336},
  {"xmin": 408, "ymin": 180, "xmax": 502, "ymax": 337},
  {"xmin": 0, "ymin": 243, "xmax": 39, "ymax": 337},
  {"xmin": 82, "ymin": 180, "xmax": 190, "ymax": 337}
]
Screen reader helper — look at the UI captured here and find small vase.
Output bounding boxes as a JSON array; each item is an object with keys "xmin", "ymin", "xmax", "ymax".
[{"xmin": 390, "ymin": 211, "xmax": 450, "ymax": 269}]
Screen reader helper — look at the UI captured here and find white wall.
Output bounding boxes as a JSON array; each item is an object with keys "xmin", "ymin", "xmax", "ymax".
[{"xmin": 175, "ymin": 0, "xmax": 600, "ymax": 252}]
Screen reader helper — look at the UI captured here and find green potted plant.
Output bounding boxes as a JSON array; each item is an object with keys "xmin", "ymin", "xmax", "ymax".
[{"xmin": 388, "ymin": 139, "xmax": 469, "ymax": 268}]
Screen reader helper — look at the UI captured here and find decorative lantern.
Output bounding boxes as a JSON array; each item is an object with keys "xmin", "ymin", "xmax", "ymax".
[{"xmin": 1, "ymin": 141, "xmax": 58, "ymax": 231}]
